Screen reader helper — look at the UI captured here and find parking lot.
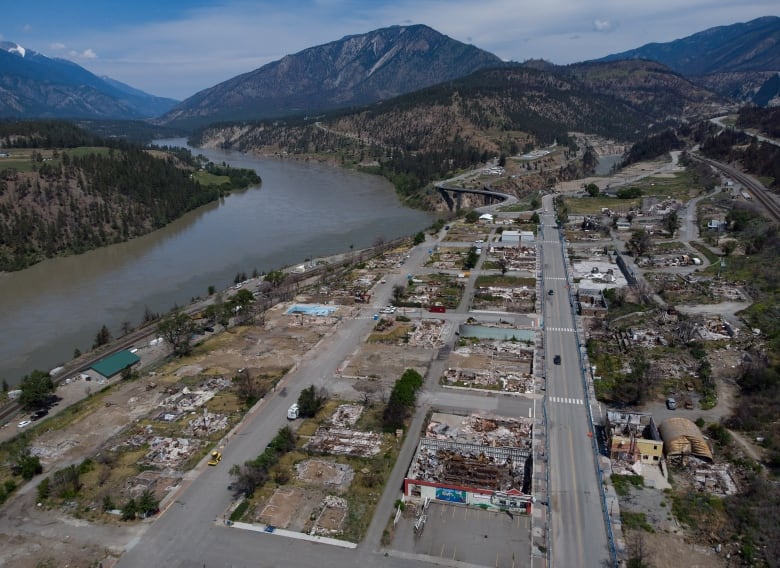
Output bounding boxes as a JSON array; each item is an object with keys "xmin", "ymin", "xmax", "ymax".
[{"xmin": 392, "ymin": 501, "xmax": 531, "ymax": 567}]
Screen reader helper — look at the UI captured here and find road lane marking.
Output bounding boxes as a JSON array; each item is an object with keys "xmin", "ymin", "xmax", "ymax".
[{"xmin": 549, "ymin": 396, "xmax": 584, "ymax": 405}]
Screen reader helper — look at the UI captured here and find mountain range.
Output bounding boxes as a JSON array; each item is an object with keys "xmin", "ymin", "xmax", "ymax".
[
  {"xmin": 0, "ymin": 41, "xmax": 178, "ymax": 119},
  {"xmin": 157, "ymin": 24, "xmax": 504, "ymax": 128},
  {"xmin": 596, "ymin": 15, "xmax": 780, "ymax": 105},
  {"xmin": 0, "ymin": 17, "xmax": 778, "ymax": 128}
]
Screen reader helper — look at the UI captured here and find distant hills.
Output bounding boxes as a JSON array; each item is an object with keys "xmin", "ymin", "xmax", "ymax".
[
  {"xmin": 1, "ymin": 17, "xmax": 778, "ymax": 128},
  {"xmin": 157, "ymin": 24, "xmax": 505, "ymax": 128},
  {"xmin": 596, "ymin": 16, "xmax": 780, "ymax": 105},
  {"xmin": 0, "ymin": 41, "xmax": 178, "ymax": 119}
]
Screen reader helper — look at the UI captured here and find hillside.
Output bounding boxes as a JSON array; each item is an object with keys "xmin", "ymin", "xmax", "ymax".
[
  {"xmin": 0, "ymin": 122, "xmax": 259, "ymax": 271},
  {"xmin": 595, "ymin": 16, "xmax": 780, "ymax": 105},
  {"xmin": 192, "ymin": 61, "xmax": 722, "ymax": 208},
  {"xmin": 158, "ymin": 24, "xmax": 504, "ymax": 128},
  {"xmin": 0, "ymin": 42, "xmax": 178, "ymax": 119}
]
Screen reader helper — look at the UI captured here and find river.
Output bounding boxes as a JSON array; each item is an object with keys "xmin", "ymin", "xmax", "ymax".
[{"xmin": 0, "ymin": 139, "xmax": 433, "ymax": 386}]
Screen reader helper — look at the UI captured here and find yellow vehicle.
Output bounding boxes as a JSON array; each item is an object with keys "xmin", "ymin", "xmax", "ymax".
[{"xmin": 207, "ymin": 450, "xmax": 222, "ymax": 466}]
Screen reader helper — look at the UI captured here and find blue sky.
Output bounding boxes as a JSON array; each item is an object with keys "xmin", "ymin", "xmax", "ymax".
[{"xmin": 1, "ymin": 0, "xmax": 778, "ymax": 100}]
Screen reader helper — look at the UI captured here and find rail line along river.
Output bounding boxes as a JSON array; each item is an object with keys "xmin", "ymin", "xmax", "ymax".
[{"xmin": 0, "ymin": 139, "xmax": 433, "ymax": 386}]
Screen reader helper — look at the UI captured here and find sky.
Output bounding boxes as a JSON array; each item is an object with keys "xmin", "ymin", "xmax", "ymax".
[{"xmin": 1, "ymin": 0, "xmax": 778, "ymax": 101}]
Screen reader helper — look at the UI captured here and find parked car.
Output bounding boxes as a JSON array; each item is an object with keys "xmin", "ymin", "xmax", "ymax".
[
  {"xmin": 553, "ymin": 355, "xmax": 561, "ymax": 365},
  {"xmin": 207, "ymin": 450, "xmax": 222, "ymax": 466},
  {"xmin": 666, "ymin": 397, "xmax": 677, "ymax": 410},
  {"xmin": 17, "ymin": 420, "xmax": 32, "ymax": 428}
]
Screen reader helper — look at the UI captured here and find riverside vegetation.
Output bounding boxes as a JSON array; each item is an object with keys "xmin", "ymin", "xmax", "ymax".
[{"xmin": 0, "ymin": 121, "xmax": 260, "ymax": 271}]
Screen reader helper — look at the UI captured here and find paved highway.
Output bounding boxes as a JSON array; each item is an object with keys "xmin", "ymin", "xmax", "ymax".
[{"xmin": 540, "ymin": 195, "xmax": 612, "ymax": 567}]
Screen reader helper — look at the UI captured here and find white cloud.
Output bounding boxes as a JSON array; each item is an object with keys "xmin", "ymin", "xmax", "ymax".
[
  {"xmin": 46, "ymin": 0, "xmax": 780, "ymax": 99},
  {"xmin": 68, "ymin": 48, "xmax": 97, "ymax": 60},
  {"xmin": 50, "ymin": 42, "xmax": 66, "ymax": 50},
  {"xmin": 22, "ymin": 24, "xmax": 32, "ymax": 33}
]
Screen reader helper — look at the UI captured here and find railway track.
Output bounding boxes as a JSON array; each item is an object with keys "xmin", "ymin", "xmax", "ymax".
[{"xmin": 695, "ymin": 155, "xmax": 780, "ymax": 223}]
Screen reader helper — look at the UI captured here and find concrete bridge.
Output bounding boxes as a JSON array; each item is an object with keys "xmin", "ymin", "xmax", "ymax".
[{"xmin": 435, "ymin": 183, "xmax": 517, "ymax": 212}]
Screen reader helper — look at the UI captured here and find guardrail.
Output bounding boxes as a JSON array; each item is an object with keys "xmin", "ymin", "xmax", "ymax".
[
  {"xmin": 557, "ymin": 227, "xmax": 619, "ymax": 567},
  {"xmin": 537, "ymin": 223, "xmax": 553, "ymax": 568}
]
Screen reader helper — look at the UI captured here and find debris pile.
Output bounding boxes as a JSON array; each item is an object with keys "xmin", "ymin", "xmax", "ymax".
[
  {"xmin": 141, "ymin": 436, "xmax": 201, "ymax": 469},
  {"xmin": 408, "ymin": 438, "xmax": 528, "ymax": 492},
  {"xmin": 329, "ymin": 404, "xmax": 363, "ymax": 428},
  {"xmin": 304, "ymin": 428, "xmax": 383, "ymax": 457},
  {"xmin": 310, "ymin": 495, "xmax": 348, "ymax": 536},
  {"xmin": 426, "ymin": 413, "xmax": 533, "ymax": 448},
  {"xmin": 407, "ymin": 319, "xmax": 449, "ymax": 348},
  {"xmin": 693, "ymin": 464, "xmax": 739, "ymax": 496},
  {"xmin": 184, "ymin": 411, "xmax": 229, "ymax": 436}
]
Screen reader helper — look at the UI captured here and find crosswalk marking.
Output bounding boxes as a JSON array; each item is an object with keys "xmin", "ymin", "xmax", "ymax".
[
  {"xmin": 546, "ymin": 327, "xmax": 575, "ymax": 333},
  {"xmin": 549, "ymin": 396, "xmax": 584, "ymax": 405}
]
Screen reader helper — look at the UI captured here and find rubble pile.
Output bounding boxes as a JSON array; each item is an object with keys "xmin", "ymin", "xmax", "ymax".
[
  {"xmin": 409, "ymin": 438, "xmax": 527, "ymax": 492},
  {"xmin": 442, "ymin": 367, "xmax": 534, "ymax": 394},
  {"xmin": 304, "ymin": 428, "xmax": 383, "ymax": 457},
  {"xmin": 158, "ymin": 386, "xmax": 216, "ymax": 413},
  {"xmin": 692, "ymin": 464, "xmax": 739, "ymax": 496},
  {"xmin": 184, "ymin": 411, "xmax": 229, "ymax": 436},
  {"xmin": 141, "ymin": 436, "xmax": 201, "ymax": 469},
  {"xmin": 329, "ymin": 404, "xmax": 363, "ymax": 428},
  {"xmin": 426, "ymin": 413, "xmax": 533, "ymax": 448},
  {"xmin": 408, "ymin": 319, "xmax": 449, "ymax": 348},
  {"xmin": 311, "ymin": 495, "xmax": 349, "ymax": 536}
]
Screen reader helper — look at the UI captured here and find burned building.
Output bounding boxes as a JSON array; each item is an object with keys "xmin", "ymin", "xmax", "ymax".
[
  {"xmin": 404, "ymin": 413, "xmax": 533, "ymax": 511},
  {"xmin": 606, "ymin": 410, "xmax": 663, "ymax": 465}
]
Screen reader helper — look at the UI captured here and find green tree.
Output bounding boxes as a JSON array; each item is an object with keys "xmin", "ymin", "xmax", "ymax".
[
  {"xmin": 157, "ymin": 311, "xmax": 195, "ymax": 356},
  {"xmin": 137, "ymin": 489, "xmax": 159, "ymax": 517},
  {"xmin": 18, "ymin": 370, "xmax": 55, "ymax": 410},
  {"xmin": 628, "ymin": 229, "xmax": 651, "ymax": 257},
  {"xmin": 121, "ymin": 498, "xmax": 137, "ymax": 521},
  {"xmin": 265, "ymin": 269, "xmax": 286, "ymax": 288},
  {"xmin": 662, "ymin": 210, "xmax": 680, "ymax": 236},
  {"xmin": 585, "ymin": 183, "xmax": 600, "ymax": 197},
  {"xmin": 530, "ymin": 212, "xmax": 540, "ymax": 224},
  {"xmin": 73, "ymin": 347, "xmax": 81, "ymax": 358},
  {"xmin": 297, "ymin": 385, "xmax": 327, "ymax": 418},
  {"xmin": 18, "ymin": 452, "xmax": 43, "ymax": 480},
  {"xmin": 37, "ymin": 477, "xmax": 50, "ymax": 501},
  {"xmin": 93, "ymin": 324, "xmax": 112, "ymax": 348},
  {"xmin": 392, "ymin": 284, "xmax": 406, "ymax": 303},
  {"xmin": 464, "ymin": 211, "xmax": 479, "ymax": 223},
  {"xmin": 413, "ymin": 231, "xmax": 425, "ymax": 245}
]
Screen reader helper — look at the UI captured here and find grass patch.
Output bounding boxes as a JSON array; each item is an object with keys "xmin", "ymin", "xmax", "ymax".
[
  {"xmin": 565, "ymin": 195, "xmax": 642, "ymax": 215},
  {"xmin": 689, "ymin": 241, "xmax": 720, "ymax": 264},
  {"xmin": 367, "ymin": 323, "xmax": 413, "ymax": 343},
  {"xmin": 621, "ymin": 511, "xmax": 654, "ymax": 532},
  {"xmin": 475, "ymin": 275, "xmax": 535, "ymax": 287},
  {"xmin": 611, "ymin": 474, "xmax": 644, "ymax": 496},
  {"xmin": 670, "ymin": 490, "xmax": 725, "ymax": 531},
  {"xmin": 192, "ymin": 170, "xmax": 231, "ymax": 186},
  {"xmin": 230, "ymin": 499, "xmax": 250, "ymax": 521}
]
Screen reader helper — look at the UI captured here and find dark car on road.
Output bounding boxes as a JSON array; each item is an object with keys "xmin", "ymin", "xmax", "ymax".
[
  {"xmin": 553, "ymin": 355, "xmax": 561, "ymax": 365},
  {"xmin": 548, "ymin": 289, "xmax": 554, "ymax": 295}
]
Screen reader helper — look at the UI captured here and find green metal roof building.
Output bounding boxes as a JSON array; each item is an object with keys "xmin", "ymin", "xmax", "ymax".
[{"xmin": 90, "ymin": 350, "xmax": 140, "ymax": 379}]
